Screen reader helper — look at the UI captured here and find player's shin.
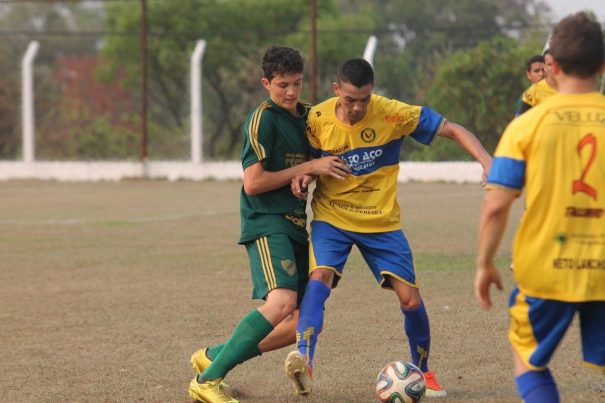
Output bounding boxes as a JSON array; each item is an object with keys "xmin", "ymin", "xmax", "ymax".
[
  {"xmin": 295, "ymin": 279, "xmax": 331, "ymax": 367},
  {"xmin": 402, "ymin": 300, "xmax": 431, "ymax": 372}
]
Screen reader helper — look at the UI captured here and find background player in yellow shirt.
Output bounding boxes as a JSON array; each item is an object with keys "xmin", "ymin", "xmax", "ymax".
[
  {"xmin": 514, "ymin": 55, "xmax": 545, "ymax": 117},
  {"xmin": 284, "ymin": 58, "xmax": 492, "ymax": 398},
  {"xmin": 517, "ymin": 50, "xmax": 557, "ymax": 115},
  {"xmin": 475, "ymin": 12, "xmax": 605, "ymax": 403}
]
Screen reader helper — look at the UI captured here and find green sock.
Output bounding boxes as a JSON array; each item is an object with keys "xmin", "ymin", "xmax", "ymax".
[
  {"xmin": 201, "ymin": 309, "xmax": 272, "ymax": 381},
  {"xmin": 207, "ymin": 344, "xmax": 225, "ymax": 360}
]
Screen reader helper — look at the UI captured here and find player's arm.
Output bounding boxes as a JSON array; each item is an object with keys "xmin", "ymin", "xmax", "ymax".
[
  {"xmin": 243, "ymin": 157, "xmax": 350, "ymax": 196},
  {"xmin": 437, "ymin": 121, "xmax": 493, "ymax": 183},
  {"xmin": 474, "ymin": 188, "xmax": 517, "ymax": 310}
]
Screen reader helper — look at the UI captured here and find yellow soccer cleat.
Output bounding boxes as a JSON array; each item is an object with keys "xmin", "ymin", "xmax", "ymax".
[
  {"xmin": 284, "ymin": 350, "xmax": 313, "ymax": 396},
  {"xmin": 424, "ymin": 371, "xmax": 447, "ymax": 397},
  {"xmin": 191, "ymin": 348, "xmax": 213, "ymax": 373},
  {"xmin": 188, "ymin": 377, "xmax": 238, "ymax": 403}
]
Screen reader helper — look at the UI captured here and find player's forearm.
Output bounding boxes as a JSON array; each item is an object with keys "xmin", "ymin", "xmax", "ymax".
[
  {"xmin": 243, "ymin": 161, "xmax": 317, "ymax": 196},
  {"xmin": 476, "ymin": 192, "xmax": 513, "ymax": 269},
  {"xmin": 447, "ymin": 123, "xmax": 492, "ymax": 169}
]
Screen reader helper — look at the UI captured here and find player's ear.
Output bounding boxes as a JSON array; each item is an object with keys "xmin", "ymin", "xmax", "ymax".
[
  {"xmin": 261, "ymin": 77, "xmax": 271, "ymax": 91},
  {"xmin": 332, "ymin": 81, "xmax": 340, "ymax": 96}
]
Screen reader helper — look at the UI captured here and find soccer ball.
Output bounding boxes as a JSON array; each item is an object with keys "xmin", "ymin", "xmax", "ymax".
[{"xmin": 375, "ymin": 361, "xmax": 425, "ymax": 403}]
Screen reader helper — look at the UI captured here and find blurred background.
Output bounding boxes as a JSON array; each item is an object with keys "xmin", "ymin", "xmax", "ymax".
[{"xmin": 0, "ymin": 0, "xmax": 602, "ymax": 163}]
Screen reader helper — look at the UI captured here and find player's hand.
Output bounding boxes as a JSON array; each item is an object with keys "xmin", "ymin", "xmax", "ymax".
[
  {"xmin": 291, "ymin": 174, "xmax": 314, "ymax": 200},
  {"xmin": 474, "ymin": 262, "xmax": 503, "ymax": 310},
  {"xmin": 310, "ymin": 156, "xmax": 351, "ymax": 179},
  {"xmin": 480, "ymin": 157, "xmax": 492, "ymax": 187}
]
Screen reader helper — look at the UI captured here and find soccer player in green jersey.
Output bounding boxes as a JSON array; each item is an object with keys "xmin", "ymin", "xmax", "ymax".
[
  {"xmin": 188, "ymin": 45, "xmax": 350, "ymax": 403},
  {"xmin": 284, "ymin": 58, "xmax": 492, "ymax": 398},
  {"xmin": 476, "ymin": 12, "xmax": 605, "ymax": 403}
]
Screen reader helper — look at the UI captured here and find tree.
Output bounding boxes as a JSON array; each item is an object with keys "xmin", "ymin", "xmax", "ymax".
[
  {"xmin": 101, "ymin": 0, "xmax": 376, "ymax": 159},
  {"xmin": 402, "ymin": 37, "xmax": 543, "ymax": 161}
]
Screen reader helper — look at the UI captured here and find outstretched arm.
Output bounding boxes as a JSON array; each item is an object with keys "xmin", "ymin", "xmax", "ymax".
[
  {"xmin": 475, "ymin": 188, "xmax": 517, "ymax": 309},
  {"xmin": 438, "ymin": 121, "xmax": 492, "ymax": 184},
  {"xmin": 243, "ymin": 156, "xmax": 350, "ymax": 196}
]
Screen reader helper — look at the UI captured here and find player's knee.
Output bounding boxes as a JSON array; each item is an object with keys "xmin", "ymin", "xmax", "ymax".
[
  {"xmin": 264, "ymin": 289, "xmax": 298, "ymax": 321},
  {"xmin": 400, "ymin": 299, "xmax": 421, "ymax": 311},
  {"xmin": 309, "ymin": 268, "xmax": 334, "ymax": 286}
]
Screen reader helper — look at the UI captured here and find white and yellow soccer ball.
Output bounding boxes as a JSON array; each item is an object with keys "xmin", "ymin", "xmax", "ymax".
[{"xmin": 375, "ymin": 361, "xmax": 425, "ymax": 403}]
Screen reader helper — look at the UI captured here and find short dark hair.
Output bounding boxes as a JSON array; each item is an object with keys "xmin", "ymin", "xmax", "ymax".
[
  {"xmin": 336, "ymin": 58, "xmax": 374, "ymax": 88},
  {"xmin": 526, "ymin": 55, "xmax": 544, "ymax": 71},
  {"xmin": 549, "ymin": 12, "xmax": 604, "ymax": 78},
  {"xmin": 261, "ymin": 45, "xmax": 304, "ymax": 81}
]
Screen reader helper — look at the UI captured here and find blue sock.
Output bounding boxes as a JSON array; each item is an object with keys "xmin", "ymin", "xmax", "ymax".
[
  {"xmin": 515, "ymin": 369, "xmax": 559, "ymax": 403},
  {"xmin": 296, "ymin": 279, "xmax": 331, "ymax": 368},
  {"xmin": 402, "ymin": 300, "xmax": 431, "ymax": 372}
]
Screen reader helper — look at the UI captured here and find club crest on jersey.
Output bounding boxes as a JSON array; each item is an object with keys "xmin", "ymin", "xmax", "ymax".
[
  {"xmin": 281, "ymin": 260, "xmax": 297, "ymax": 276},
  {"xmin": 360, "ymin": 128, "xmax": 376, "ymax": 143}
]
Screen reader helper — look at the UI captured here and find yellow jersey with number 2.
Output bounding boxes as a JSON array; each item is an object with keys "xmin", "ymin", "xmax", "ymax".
[{"xmin": 487, "ymin": 92, "xmax": 605, "ymax": 302}]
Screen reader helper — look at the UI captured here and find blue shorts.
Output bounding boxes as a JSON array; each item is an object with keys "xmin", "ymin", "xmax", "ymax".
[
  {"xmin": 309, "ymin": 220, "xmax": 417, "ymax": 289},
  {"xmin": 508, "ymin": 287, "xmax": 605, "ymax": 371}
]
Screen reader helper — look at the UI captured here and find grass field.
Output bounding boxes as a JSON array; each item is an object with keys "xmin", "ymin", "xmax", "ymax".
[{"xmin": 1, "ymin": 180, "xmax": 603, "ymax": 402}]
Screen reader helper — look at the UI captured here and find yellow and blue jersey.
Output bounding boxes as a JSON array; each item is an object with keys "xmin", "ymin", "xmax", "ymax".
[
  {"xmin": 521, "ymin": 79, "xmax": 557, "ymax": 108},
  {"xmin": 307, "ymin": 94, "xmax": 445, "ymax": 233},
  {"xmin": 488, "ymin": 92, "xmax": 605, "ymax": 302}
]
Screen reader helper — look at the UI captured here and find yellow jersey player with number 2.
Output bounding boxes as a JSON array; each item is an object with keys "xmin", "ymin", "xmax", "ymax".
[{"xmin": 476, "ymin": 12, "xmax": 605, "ymax": 403}]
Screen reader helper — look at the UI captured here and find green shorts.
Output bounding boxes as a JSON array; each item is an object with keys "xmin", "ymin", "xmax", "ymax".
[{"xmin": 245, "ymin": 233, "xmax": 309, "ymax": 304}]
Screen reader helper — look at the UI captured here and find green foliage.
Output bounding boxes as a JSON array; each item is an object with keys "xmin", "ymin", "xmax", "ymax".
[
  {"xmin": 423, "ymin": 37, "xmax": 539, "ymax": 157},
  {"xmin": 65, "ymin": 115, "xmax": 140, "ymax": 160},
  {"xmin": 0, "ymin": 0, "xmax": 555, "ymax": 161}
]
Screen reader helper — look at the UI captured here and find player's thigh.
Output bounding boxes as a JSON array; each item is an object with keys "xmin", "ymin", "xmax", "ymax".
[
  {"xmin": 508, "ymin": 287, "xmax": 575, "ymax": 370},
  {"xmin": 309, "ymin": 220, "xmax": 353, "ymax": 288},
  {"xmin": 356, "ymin": 230, "xmax": 417, "ymax": 289},
  {"xmin": 578, "ymin": 301, "xmax": 605, "ymax": 370},
  {"xmin": 245, "ymin": 234, "xmax": 303, "ymax": 300}
]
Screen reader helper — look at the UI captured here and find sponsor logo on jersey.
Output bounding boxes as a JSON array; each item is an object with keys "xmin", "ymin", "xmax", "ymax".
[
  {"xmin": 385, "ymin": 114, "xmax": 405, "ymax": 123},
  {"xmin": 327, "ymin": 144, "xmax": 350, "ymax": 154},
  {"xmin": 281, "ymin": 259, "xmax": 297, "ymax": 276},
  {"xmin": 284, "ymin": 214, "xmax": 306, "ymax": 228},
  {"xmin": 285, "ymin": 153, "xmax": 306, "ymax": 167},
  {"xmin": 360, "ymin": 128, "xmax": 376, "ymax": 143}
]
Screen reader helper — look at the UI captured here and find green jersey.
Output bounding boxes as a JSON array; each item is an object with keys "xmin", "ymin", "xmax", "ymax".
[{"xmin": 239, "ymin": 98, "xmax": 311, "ymax": 244}]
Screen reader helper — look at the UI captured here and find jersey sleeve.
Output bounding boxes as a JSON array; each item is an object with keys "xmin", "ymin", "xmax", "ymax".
[
  {"xmin": 410, "ymin": 107, "xmax": 445, "ymax": 145},
  {"xmin": 241, "ymin": 108, "xmax": 275, "ymax": 169},
  {"xmin": 486, "ymin": 119, "xmax": 527, "ymax": 191},
  {"xmin": 305, "ymin": 107, "xmax": 322, "ymax": 158}
]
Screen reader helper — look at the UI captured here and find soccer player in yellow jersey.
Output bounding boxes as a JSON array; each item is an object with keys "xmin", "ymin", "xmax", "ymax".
[
  {"xmin": 284, "ymin": 58, "xmax": 491, "ymax": 398},
  {"xmin": 517, "ymin": 51, "xmax": 557, "ymax": 115},
  {"xmin": 514, "ymin": 55, "xmax": 545, "ymax": 117},
  {"xmin": 475, "ymin": 12, "xmax": 605, "ymax": 403}
]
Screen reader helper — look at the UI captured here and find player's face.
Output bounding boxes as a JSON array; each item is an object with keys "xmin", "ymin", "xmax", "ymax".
[
  {"xmin": 526, "ymin": 62, "xmax": 545, "ymax": 84},
  {"xmin": 333, "ymin": 81, "xmax": 373, "ymax": 125},
  {"xmin": 543, "ymin": 55, "xmax": 554, "ymax": 78},
  {"xmin": 262, "ymin": 73, "xmax": 303, "ymax": 114}
]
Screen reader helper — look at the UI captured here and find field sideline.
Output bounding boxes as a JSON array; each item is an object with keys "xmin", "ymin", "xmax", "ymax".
[{"xmin": 1, "ymin": 180, "xmax": 602, "ymax": 402}]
